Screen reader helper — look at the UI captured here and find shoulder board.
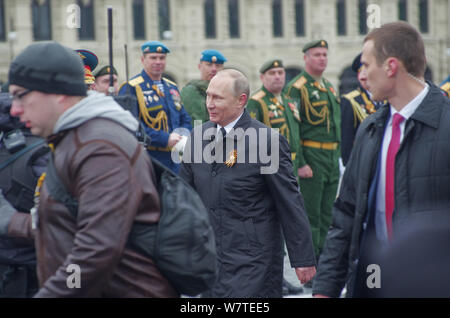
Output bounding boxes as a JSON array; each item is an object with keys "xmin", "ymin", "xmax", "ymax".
[
  {"xmin": 251, "ymin": 90, "xmax": 266, "ymax": 101},
  {"xmin": 128, "ymin": 76, "xmax": 144, "ymax": 87},
  {"xmin": 292, "ymin": 76, "xmax": 307, "ymax": 89},
  {"xmin": 163, "ymin": 77, "xmax": 178, "ymax": 87},
  {"xmin": 441, "ymin": 82, "xmax": 450, "ymax": 92},
  {"xmin": 343, "ymin": 90, "xmax": 361, "ymax": 100},
  {"xmin": 118, "ymin": 81, "xmax": 128, "ymax": 92}
]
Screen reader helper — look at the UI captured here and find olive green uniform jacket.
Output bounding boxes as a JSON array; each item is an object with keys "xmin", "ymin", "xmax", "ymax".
[{"xmin": 181, "ymin": 80, "xmax": 209, "ymax": 127}]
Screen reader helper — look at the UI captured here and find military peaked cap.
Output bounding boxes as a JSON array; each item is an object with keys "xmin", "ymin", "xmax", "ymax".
[
  {"xmin": 76, "ymin": 49, "xmax": 98, "ymax": 84},
  {"xmin": 351, "ymin": 53, "xmax": 363, "ymax": 73}
]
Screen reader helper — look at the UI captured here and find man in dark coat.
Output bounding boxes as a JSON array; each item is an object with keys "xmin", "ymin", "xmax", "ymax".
[
  {"xmin": 179, "ymin": 69, "xmax": 316, "ymax": 297},
  {"xmin": 313, "ymin": 21, "xmax": 450, "ymax": 298}
]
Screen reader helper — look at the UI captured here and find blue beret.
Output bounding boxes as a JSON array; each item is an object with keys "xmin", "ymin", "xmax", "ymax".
[
  {"xmin": 200, "ymin": 49, "xmax": 227, "ymax": 64},
  {"xmin": 141, "ymin": 41, "xmax": 170, "ymax": 54}
]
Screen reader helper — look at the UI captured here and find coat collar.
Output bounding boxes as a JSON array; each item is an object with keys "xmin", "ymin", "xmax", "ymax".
[
  {"xmin": 409, "ymin": 83, "xmax": 443, "ymax": 129},
  {"xmin": 364, "ymin": 83, "xmax": 445, "ymax": 132},
  {"xmin": 202, "ymin": 109, "xmax": 252, "ymax": 142}
]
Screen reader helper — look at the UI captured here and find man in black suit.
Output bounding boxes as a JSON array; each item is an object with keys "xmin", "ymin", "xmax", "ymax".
[{"xmin": 179, "ymin": 69, "xmax": 316, "ymax": 297}]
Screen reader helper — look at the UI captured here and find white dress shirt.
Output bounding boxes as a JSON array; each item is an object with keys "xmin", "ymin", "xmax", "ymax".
[{"xmin": 216, "ymin": 111, "xmax": 244, "ymax": 135}]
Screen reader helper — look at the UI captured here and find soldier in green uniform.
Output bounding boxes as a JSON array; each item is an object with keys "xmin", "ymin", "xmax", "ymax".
[
  {"xmin": 93, "ymin": 65, "xmax": 119, "ymax": 95},
  {"xmin": 247, "ymin": 59, "xmax": 301, "ymax": 175},
  {"xmin": 341, "ymin": 53, "xmax": 383, "ymax": 166},
  {"xmin": 181, "ymin": 49, "xmax": 227, "ymax": 126},
  {"xmin": 285, "ymin": 40, "xmax": 341, "ymax": 266}
]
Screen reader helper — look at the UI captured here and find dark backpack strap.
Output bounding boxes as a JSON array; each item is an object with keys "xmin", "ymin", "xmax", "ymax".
[
  {"xmin": 44, "ymin": 154, "xmax": 79, "ymax": 218},
  {"xmin": 0, "ymin": 140, "xmax": 45, "ymax": 171}
]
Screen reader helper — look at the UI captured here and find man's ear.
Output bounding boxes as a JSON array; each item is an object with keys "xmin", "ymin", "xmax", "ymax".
[
  {"xmin": 238, "ymin": 94, "xmax": 248, "ymax": 107},
  {"xmin": 385, "ymin": 57, "xmax": 399, "ymax": 77}
]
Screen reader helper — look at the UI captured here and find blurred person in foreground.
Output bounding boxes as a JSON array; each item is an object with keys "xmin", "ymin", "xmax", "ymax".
[{"xmin": 0, "ymin": 41, "xmax": 177, "ymax": 297}]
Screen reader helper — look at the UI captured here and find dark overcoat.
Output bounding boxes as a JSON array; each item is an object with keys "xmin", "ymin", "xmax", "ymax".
[
  {"xmin": 313, "ymin": 84, "xmax": 450, "ymax": 297},
  {"xmin": 179, "ymin": 110, "xmax": 315, "ymax": 297}
]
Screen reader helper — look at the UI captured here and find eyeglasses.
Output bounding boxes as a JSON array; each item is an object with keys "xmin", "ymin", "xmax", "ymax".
[{"xmin": 10, "ymin": 89, "xmax": 33, "ymax": 101}]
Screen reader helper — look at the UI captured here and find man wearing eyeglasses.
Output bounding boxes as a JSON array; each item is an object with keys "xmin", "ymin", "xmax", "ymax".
[{"xmin": 0, "ymin": 41, "xmax": 178, "ymax": 297}]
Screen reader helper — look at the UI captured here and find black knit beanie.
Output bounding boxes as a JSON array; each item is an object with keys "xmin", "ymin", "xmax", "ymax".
[{"xmin": 8, "ymin": 41, "xmax": 87, "ymax": 96}]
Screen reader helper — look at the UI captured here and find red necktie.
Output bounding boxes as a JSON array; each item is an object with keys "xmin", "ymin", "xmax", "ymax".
[{"xmin": 385, "ymin": 113, "xmax": 405, "ymax": 240}]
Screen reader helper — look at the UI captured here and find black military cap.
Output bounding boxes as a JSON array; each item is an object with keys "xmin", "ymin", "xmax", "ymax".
[
  {"xmin": 95, "ymin": 65, "xmax": 118, "ymax": 78},
  {"xmin": 259, "ymin": 59, "xmax": 284, "ymax": 74},
  {"xmin": 302, "ymin": 39, "xmax": 328, "ymax": 53},
  {"xmin": 351, "ymin": 53, "xmax": 362, "ymax": 73}
]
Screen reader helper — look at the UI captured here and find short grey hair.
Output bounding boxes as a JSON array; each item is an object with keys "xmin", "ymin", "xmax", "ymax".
[{"xmin": 216, "ymin": 69, "xmax": 250, "ymax": 99}]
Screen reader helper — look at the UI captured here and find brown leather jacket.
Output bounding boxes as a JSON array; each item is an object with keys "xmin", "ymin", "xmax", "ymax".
[{"xmin": 8, "ymin": 118, "xmax": 178, "ymax": 297}]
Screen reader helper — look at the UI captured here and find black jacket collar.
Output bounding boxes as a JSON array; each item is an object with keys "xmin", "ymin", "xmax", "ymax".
[{"xmin": 364, "ymin": 83, "xmax": 445, "ymax": 132}]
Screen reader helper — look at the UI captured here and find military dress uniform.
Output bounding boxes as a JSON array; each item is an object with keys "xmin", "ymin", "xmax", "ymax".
[
  {"xmin": 340, "ymin": 87, "xmax": 380, "ymax": 165},
  {"xmin": 340, "ymin": 53, "xmax": 383, "ymax": 166},
  {"xmin": 181, "ymin": 49, "xmax": 227, "ymax": 126},
  {"xmin": 285, "ymin": 40, "xmax": 341, "ymax": 257},
  {"xmin": 118, "ymin": 41, "xmax": 192, "ymax": 173},
  {"xmin": 247, "ymin": 60, "xmax": 301, "ymax": 175}
]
